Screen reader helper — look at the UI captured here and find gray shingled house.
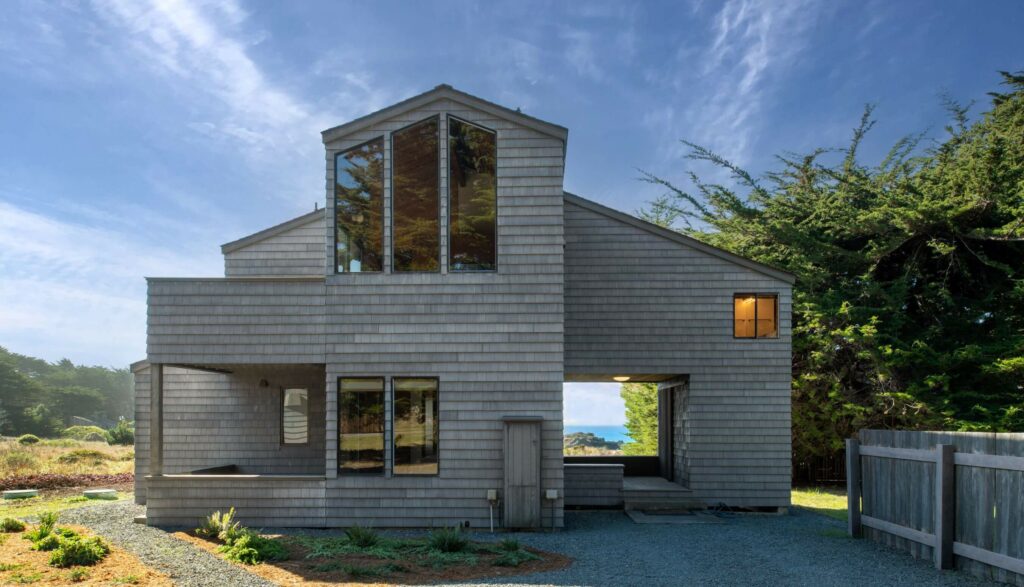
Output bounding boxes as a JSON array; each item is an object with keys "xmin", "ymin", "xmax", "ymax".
[{"xmin": 133, "ymin": 84, "xmax": 793, "ymax": 529}]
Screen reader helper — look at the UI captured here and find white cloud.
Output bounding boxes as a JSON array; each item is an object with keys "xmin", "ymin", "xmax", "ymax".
[
  {"xmin": 0, "ymin": 201, "xmax": 220, "ymax": 366},
  {"xmin": 563, "ymin": 382, "xmax": 625, "ymax": 426}
]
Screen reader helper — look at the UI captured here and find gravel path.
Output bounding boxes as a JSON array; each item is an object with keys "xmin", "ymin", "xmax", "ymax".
[
  {"xmin": 60, "ymin": 502, "xmax": 274, "ymax": 587},
  {"xmin": 61, "ymin": 503, "xmax": 999, "ymax": 587}
]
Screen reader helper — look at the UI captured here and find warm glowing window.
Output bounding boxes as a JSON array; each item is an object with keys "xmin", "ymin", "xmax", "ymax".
[
  {"xmin": 392, "ymin": 117, "xmax": 440, "ymax": 272},
  {"xmin": 734, "ymin": 294, "xmax": 778, "ymax": 338},
  {"xmin": 448, "ymin": 117, "xmax": 497, "ymax": 271},
  {"xmin": 393, "ymin": 378, "xmax": 439, "ymax": 475},
  {"xmin": 335, "ymin": 139, "xmax": 384, "ymax": 272},
  {"xmin": 281, "ymin": 388, "xmax": 308, "ymax": 445},
  {"xmin": 339, "ymin": 377, "xmax": 385, "ymax": 474}
]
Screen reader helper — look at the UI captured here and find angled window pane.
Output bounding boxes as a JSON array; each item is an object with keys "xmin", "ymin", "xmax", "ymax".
[
  {"xmin": 756, "ymin": 295, "xmax": 778, "ymax": 338},
  {"xmin": 335, "ymin": 139, "xmax": 384, "ymax": 272},
  {"xmin": 282, "ymin": 388, "xmax": 308, "ymax": 445},
  {"xmin": 392, "ymin": 118, "xmax": 440, "ymax": 272},
  {"xmin": 448, "ymin": 117, "xmax": 497, "ymax": 271},
  {"xmin": 393, "ymin": 378, "xmax": 439, "ymax": 475},
  {"xmin": 339, "ymin": 378, "xmax": 385, "ymax": 474},
  {"xmin": 734, "ymin": 295, "xmax": 756, "ymax": 338}
]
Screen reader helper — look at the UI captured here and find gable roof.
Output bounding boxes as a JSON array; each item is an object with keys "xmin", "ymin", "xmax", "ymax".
[
  {"xmin": 221, "ymin": 208, "xmax": 325, "ymax": 254},
  {"xmin": 321, "ymin": 84, "xmax": 568, "ymax": 144},
  {"xmin": 564, "ymin": 192, "xmax": 796, "ymax": 285}
]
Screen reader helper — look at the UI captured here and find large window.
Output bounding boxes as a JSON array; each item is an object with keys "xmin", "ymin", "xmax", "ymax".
[
  {"xmin": 392, "ymin": 118, "xmax": 440, "ymax": 272},
  {"xmin": 281, "ymin": 388, "xmax": 308, "ymax": 445},
  {"xmin": 734, "ymin": 293, "xmax": 778, "ymax": 338},
  {"xmin": 393, "ymin": 378, "xmax": 439, "ymax": 475},
  {"xmin": 448, "ymin": 117, "xmax": 497, "ymax": 271},
  {"xmin": 335, "ymin": 139, "xmax": 384, "ymax": 272},
  {"xmin": 339, "ymin": 377, "xmax": 385, "ymax": 474}
]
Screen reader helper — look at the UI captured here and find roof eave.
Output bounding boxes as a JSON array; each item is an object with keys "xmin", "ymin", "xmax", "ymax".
[
  {"xmin": 563, "ymin": 192, "xmax": 797, "ymax": 285},
  {"xmin": 320, "ymin": 84, "xmax": 568, "ymax": 145},
  {"xmin": 220, "ymin": 208, "xmax": 325, "ymax": 254}
]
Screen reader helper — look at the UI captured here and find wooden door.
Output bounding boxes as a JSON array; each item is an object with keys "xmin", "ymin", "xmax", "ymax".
[{"xmin": 503, "ymin": 419, "xmax": 541, "ymax": 528}]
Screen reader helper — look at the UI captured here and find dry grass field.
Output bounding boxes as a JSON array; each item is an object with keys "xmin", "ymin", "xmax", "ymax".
[{"xmin": 0, "ymin": 439, "xmax": 134, "ymax": 478}]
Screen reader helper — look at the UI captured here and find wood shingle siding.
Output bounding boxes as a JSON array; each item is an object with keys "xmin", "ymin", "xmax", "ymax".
[
  {"xmin": 564, "ymin": 464, "xmax": 624, "ymax": 507},
  {"xmin": 223, "ymin": 213, "xmax": 326, "ymax": 277},
  {"xmin": 563, "ymin": 198, "xmax": 792, "ymax": 508}
]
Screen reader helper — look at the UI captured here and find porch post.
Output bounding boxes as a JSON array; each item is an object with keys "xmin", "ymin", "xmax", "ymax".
[{"xmin": 150, "ymin": 363, "xmax": 164, "ymax": 476}]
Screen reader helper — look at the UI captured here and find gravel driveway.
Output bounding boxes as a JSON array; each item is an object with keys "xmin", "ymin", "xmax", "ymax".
[{"xmin": 62, "ymin": 503, "xmax": 997, "ymax": 587}]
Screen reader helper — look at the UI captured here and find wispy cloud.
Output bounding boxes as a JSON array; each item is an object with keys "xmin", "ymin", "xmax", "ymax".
[
  {"xmin": 561, "ymin": 28, "xmax": 604, "ymax": 81},
  {"xmin": 0, "ymin": 200, "xmax": 220, "ymax": 366},
  {"xmin": 645, "ymin": 0, "xmax": 820, "ymax": 166}
]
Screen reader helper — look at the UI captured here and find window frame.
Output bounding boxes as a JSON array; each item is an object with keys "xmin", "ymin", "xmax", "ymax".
[
  {"xmin": 391, "ymin": 376, "xmax": 441, "ymax": 477},
  {"xmin": 333, "ymin": 136, "xmax": 386, "ymax": 274},
  {"xmin": 733, "ymin": 293, "xmax": 779, "ymax": 339},
  {"xmin": 446, "ymin": 115, "xmax": 498, "ymax": 273},
  {"xmin": 390, "ymin": 115, "xmax": 442, "ymax": 273},
  {"xmin": 337, "ymin": 376, "xmax": 387, "ymax": 476},
  {"xmin": 280, "ymin": 387, "xmax": 310, "ymax": 447}
]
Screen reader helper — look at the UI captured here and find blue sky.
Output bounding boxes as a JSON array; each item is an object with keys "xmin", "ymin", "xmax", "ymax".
[{"xmin": 1, "ymin": 0, "xmax": 1022, "ymax": 423}]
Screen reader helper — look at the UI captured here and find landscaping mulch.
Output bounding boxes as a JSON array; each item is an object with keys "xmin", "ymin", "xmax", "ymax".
[
  {"xmin": 0, "ymin": 523, "xmax": 172, "ymax": 586},
  {"xmin": 0, "ymin": 473, "xmax": 133, "ymax": 491},
  {"xmin": 173, "ymin": 531, "xmax": 573, "ymax": 586}
]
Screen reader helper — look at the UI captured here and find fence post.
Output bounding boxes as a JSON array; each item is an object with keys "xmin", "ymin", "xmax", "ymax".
[
  {"xmin": 934, "ymin": 443, "xmax": 955, "ymax": 570},
  {"xmin": 846, "ymin": 438, "xmax": 861, "ymax": 537}
]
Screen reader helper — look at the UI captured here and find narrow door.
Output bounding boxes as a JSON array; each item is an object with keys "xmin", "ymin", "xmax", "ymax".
[{"xmin": 503, "ymin": 419, "xmax": 541, "ymax": 528}]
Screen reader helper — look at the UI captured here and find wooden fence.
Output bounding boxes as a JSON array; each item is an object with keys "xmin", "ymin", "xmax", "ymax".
[{"xmin": 847, "ymin": 430, "xmax": 1024, "ymax": 586}]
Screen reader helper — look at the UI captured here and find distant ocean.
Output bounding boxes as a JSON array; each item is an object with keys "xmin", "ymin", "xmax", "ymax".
[{"xmin": 564, "ymin": 425, "xmax": 630, "ymax": 443}]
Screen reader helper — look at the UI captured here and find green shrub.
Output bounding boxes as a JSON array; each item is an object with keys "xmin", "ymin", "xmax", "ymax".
[
  {"xmin": 48, "ymin": 536, "xmax": 110, "ymax": 567},
  {"xmin": 3, "ymin": 451, "xmax": 38, "ymax": 471},
  {"xmin": 24, "ymin": 511, "xmax": 58, "ymax": 542},
  {"xmin": 195, "ymin": 508, "xmax": 240, "ymax": 542},
  {"xmin": 61, "ymin": 426, "xmax": 110, "ymax": 443},
  {"xmin": 345, "ymin": 524, "xmax": 379, "ymax": 548},
  {"xmin": 1, "ymin": 518, "xmax": 26, "ymax": 532},
  {"xmin": 420, "ymin": 550, "xmax": 477, "ymax": 569},
  {"xmin": 55, "ymin": 449, "xmax": 111, "ymax": 465},
  {"xmin": 30, "ymin": 534, "xmax": 62, "ymax": 551},
  {"xmin": 107, "ymin": 420, "xmax": 134, "ymax": 446},
  {"xmin": 55, "ymin": 527, "xmax": 78, "ymax": 538},
  {"xmin": 427, "ymin": 526, "xmax": 468, "ymax": 553},
  {"xmin": 217, "ymin": 530, "xmax": 288, "ymax": 565},
  {"xmin": 16, "ymin": 434, "xmax": 40, "ymax": 445},
  {"xmin": 8, "ymin": 571, "xmax": 42, "ymax": 584},
  {"xmin": 65, "ymin": 568, "xmax": 90, "ymax": 582},
  {"xmin": 110, "ymin": 575, "xmax": 140, "ymax": 585}
]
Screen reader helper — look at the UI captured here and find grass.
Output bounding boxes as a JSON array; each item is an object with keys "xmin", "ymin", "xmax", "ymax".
[
  {"xmin": 0, "ymin": 439, "xmax": 133, "ymax": 477},
  {"xmin": 792, "ymin": 486, "xmax": 848, "ymax": 521},
  {"xmin": 0, "ymin": 490, "xmax": 132, "ymax": 520}
]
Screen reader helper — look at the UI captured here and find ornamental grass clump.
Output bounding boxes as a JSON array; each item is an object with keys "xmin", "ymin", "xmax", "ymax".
[
  {"xmin": 217, "ymin": 529, "xmax": 289, "ymax": 565},
  {"xmin": 427, "ymin": 526, "xmax": 468, "ymax": 553},
  {"xmin": 1, "ymin": 518, "xmax": 26, "ymax": 532},
  {"xmin": 344, "ymin": 524, "xmax": 379, "ymax": 548}
]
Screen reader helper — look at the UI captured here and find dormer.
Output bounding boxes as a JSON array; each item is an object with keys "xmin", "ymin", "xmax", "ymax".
[{"xmin": 320, "ymin": 84, "xmax": 568, "ymax": 277}]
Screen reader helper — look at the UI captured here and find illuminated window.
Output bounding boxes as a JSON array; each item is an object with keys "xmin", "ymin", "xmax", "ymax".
[
  {"xmin": 734, "ymin": 294, "xmax": 778, "ymax": 338},
  {"xmin": 281, "ymin": 388, "xmax": 308, "ymax": 445}
]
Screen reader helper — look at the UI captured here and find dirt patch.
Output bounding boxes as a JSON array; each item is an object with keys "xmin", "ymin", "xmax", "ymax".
[
  {"xmin": 174, "ymin": 531, "xmax": 572, "ymax": 586},
  {"xmin": 0, "ymin": 524, "xmax": 172, "ymax": 586}
]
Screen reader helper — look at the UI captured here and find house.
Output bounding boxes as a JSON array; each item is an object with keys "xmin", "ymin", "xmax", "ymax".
[{"xmin": 133, "ymin": 84, "xmax": 793, "ymax": 529}]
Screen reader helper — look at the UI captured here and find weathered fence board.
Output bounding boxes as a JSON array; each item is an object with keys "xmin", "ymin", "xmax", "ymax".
[{"xmin": 850, "ymin": 430, "xmax": 1024, "ymax": 586}]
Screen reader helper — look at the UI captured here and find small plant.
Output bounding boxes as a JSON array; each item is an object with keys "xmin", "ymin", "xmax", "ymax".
[
  {"xmin": 428, "ymin": 526, "xmax": 468, "ymax": 553},
  {"xmin": 66, "ymin": 568, "xmax": 90, "ymax": 582},
  {"xmin": 9, "ymin": 571, "xmax": 42, "ymax": 584},
  {"xmin": 111, "ymin": 575, "xmax": 141, "ymax": 584},
  {"xmin": 1, "ymin": 518, "xmax": 26, "ymax": 532},
  {"xmin": 420, "ymin": 549, "xmax": 477, "ymax": 569},
  {"xmin": 345, "ymin": 524, "xmax": 379, "ymax": 548},
  {"xmin": 24, "ymin": 511, "xmax": 58, "ymax": 542},
  {"xmin": 0, "ymin": 562, "xmax": 23, "ymax": 571},
  {"xmin": 30, "ymin": 534, "xmax": 62, "ymax": 551},
  {"xmin": 493, "ymin": 549, "xmax": 540, "ymax": 567},
  {"xmin": 48, "ymin": 536, "xmax": 110, "ymax": 567},
  {"xmin": 217, "ymin": 530, "xmax": 289, "ymax": 565},
  {"xmin": 16, "ymin": 434, "xmax": 40, "ymax": 445},
  {"xmin": 196, "ymin": 507, "xmax": 239, "ymax": 541},
  {"xmin": 499, "ymin": 537, "xmax": 521, "ymax": 552}
]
